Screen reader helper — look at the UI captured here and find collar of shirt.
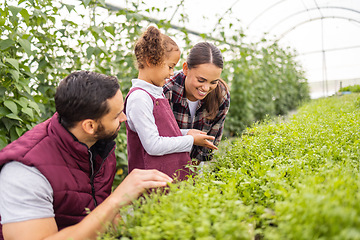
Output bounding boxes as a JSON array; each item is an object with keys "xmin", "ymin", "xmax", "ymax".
[
  {"xmin": 131, "ymin": 79, "xmax": 165, "ymax": 99},
  {"xmin": 168, "ymin": 71, "xmax": 186, "ymax": 104}
]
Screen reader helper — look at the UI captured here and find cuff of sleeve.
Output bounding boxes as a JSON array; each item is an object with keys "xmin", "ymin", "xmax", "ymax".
[
  {"xmin": 180, "ymin": 129, "xmax": 190, "ymax": 136},
  {"xmin": 184, "ymin": 135, "xmax": 194, "ymax": 152}
]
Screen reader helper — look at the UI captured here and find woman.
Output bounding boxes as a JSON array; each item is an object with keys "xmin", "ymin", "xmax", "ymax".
[{"xmin": 163, "ymin": 42, "xmax": 230, "ymax": 162}]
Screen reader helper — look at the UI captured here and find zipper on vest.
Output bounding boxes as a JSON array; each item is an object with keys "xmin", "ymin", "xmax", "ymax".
[
  {"xmin": 88, "ymin": 149, "xmax": 98, "ymax": 207},
  {"xmin": 88, "ymin": 146, "xmax": 115, "ymax": 207}
]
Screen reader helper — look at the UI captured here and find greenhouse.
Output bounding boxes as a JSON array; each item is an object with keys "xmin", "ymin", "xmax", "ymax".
[{"xmin": 0, "ymin": 0, "xmax": 360, "ymax": 239}]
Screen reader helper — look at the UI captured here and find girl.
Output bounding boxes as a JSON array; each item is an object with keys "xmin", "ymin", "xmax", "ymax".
[
  {"xmin": 163, "ymin": 42, "xmax": 230, "ymax": 163},
  {"xmin": 125, "ymin": 26, "xmax": 217, "ymax": 181}
]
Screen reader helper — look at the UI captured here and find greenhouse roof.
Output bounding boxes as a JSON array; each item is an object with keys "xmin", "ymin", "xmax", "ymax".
[{"xmin": 107, "ymin": 0, "xmax": 360, "ymax": 98}]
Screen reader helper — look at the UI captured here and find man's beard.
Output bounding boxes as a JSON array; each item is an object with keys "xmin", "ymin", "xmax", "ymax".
[{"xmin": 94, "ymin": 121, "xmax": 121, "ymax": 142}]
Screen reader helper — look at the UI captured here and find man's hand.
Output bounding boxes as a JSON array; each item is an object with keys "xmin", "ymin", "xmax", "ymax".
[
  {"xmin": 187, "ymin": 129, "xmax": 218, "ymax": 150},
  {"xmin": 112, "ymin": 169, "xmax": 173, "ymax": 206}
]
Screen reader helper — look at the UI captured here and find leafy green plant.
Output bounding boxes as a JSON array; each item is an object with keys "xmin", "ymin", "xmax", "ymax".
[
  {"xmin": 99, "ymin": 94, "xmax": 360, "ymax": 239},
  {"xmin": 339, "ymin": 84, "xmax": 360, "ymax": 93},
  {"xmin": 104, "ymin": 178, "xmax": 254, "ymax": 240},
  {"xmin": 265, "ymin": 166, "xmax": 360, "ymax": 240}
]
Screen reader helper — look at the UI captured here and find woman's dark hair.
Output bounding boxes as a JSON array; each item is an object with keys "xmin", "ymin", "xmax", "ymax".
[
  {"xmin": 186, "ymin": 42, "xmax": 223, "ymax": 70},
  {"xmin": 203, "ymin": 79, "xmax": 228, "ymax": 120},
  {"xmin": 134, "ymin": 26, "xmax": 179, "ymax": 69},
  {"xmin": 186, "ymin": 42, "xmax": 227, "ymax": 120},
  {"xmin": 55, "ymin": 71, "xmax": 120, "ymax": 129}
]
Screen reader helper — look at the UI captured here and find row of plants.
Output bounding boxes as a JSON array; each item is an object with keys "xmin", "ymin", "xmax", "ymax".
[
  {"xmin": 222, "ymin": 42, "xmax": 310, "ymax": 136},
  {"xmin": 339, "ymin": 84, "xmax": 360, "ymax": 93},
  {"xmin": 1, "ymin": 0, "xmax": 309, "ymax": 181},
  {"xmin": 100, "ymin": 93, "xmax": 360, "ymax": 239}
]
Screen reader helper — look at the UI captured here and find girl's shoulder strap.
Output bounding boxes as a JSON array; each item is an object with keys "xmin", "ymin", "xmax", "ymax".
[
  {"xmin": 124, "ymin": 87, "xmax": 156, "ymax": 110},
  {"xmin": 126, "ymin": 87, "xmax": 155, "ymax": 100}
]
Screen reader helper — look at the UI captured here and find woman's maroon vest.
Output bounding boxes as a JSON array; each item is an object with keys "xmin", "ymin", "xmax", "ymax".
[
  {"xmin": 0, "ymin": 113, "xmax": 116, "ymax": 236},
  {"xmin": 125, "ymin": 88, "xmax": 192, "ymax": 181}
]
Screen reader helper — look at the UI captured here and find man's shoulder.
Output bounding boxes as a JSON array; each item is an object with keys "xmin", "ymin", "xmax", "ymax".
[
  {"xmin": 0, "ymin": 118, "xmax": 52, "ymax": 163},
  {"xmin": 0, "ymin": 161, "xmax": 53, "ymax": 202},
  {"xmin": 0, "ymin": 161, "xmax": 54, "ymax": 225},
  {"xmin": 1, "ymin": 161, "xmax": 47, "ymax": 180}
]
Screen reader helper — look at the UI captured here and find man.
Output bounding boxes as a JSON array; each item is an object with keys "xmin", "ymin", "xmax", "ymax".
[{"xmin": 0, "ymin": 71, "xmax": 172, "ymax": 240}]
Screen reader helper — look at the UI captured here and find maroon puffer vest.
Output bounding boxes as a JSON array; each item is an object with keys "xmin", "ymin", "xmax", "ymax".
[
  {"xmin": 0, "ymin": 113, "xmax": 116, "ymax": 237},
  {"xmin": 125, "ymin": 88, "xmax": 192, "ymax": 181}
]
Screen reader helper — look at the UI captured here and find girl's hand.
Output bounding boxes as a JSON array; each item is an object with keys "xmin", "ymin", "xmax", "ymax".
[
  {"xmin": 187, "ymin": 129, "xmax": 205, "ymax": 135},
  {"xmin": 187, "ymin": 129, "xmax": 218, "ymax": 150}
]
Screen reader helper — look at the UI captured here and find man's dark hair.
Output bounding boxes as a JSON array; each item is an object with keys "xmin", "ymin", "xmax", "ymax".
[{"xmin": 55, "ymin": 71, "xmax": 120, "ymax": 129}]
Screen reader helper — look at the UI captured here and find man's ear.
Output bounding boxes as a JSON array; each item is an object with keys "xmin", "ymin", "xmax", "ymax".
[
  {"xmin": 182, "ymin": 62, "xmax": 188, "ymax": 75},
  {"xmin": 81, "ymin": 119, "xmax": 96, "ymax": 135}
]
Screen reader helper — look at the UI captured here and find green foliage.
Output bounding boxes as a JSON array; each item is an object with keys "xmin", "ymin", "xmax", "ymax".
[
  {"xmin": 99, "ymin": 94, "xmax": 360, "ymax": 239},
  {"xmin": 266, "ymin": 166, "xmax": 360, "ymax": 240},
  {"xmin": 221, "ymin": 42, "xmax": 310, "ymax": 136},
  {"xmin": 0, "ymin": 0, "xmax": 49, "ymax": 148},
  {"xmin": 103, "ymin": 179, "xmax": 254, "ymax": 240},
  {"xmin": 339, "ymin": 84, "xmax": 360, "ymax": 93}
]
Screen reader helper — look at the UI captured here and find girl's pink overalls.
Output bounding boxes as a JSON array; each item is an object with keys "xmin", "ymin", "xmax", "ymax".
[{"xmin": 125, "ymin": 88, "xmax": 192, "ymax": 181}]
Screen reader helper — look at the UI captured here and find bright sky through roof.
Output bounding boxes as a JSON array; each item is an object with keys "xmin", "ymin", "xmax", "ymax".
[{"xmin": 108, "ymin": 0, "xmax": 360, "ymax": 98}]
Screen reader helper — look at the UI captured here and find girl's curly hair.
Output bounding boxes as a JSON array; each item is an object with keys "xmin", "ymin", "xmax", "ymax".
[{"xmin": 134, "ymin": 26, "xmax": 179, "ymax": 69}]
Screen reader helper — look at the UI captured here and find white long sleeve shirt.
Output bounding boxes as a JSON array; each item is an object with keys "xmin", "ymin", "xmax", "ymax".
[{"xmin": 126, "ymin": 79, "xmax": 193, "ymax": 156}]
